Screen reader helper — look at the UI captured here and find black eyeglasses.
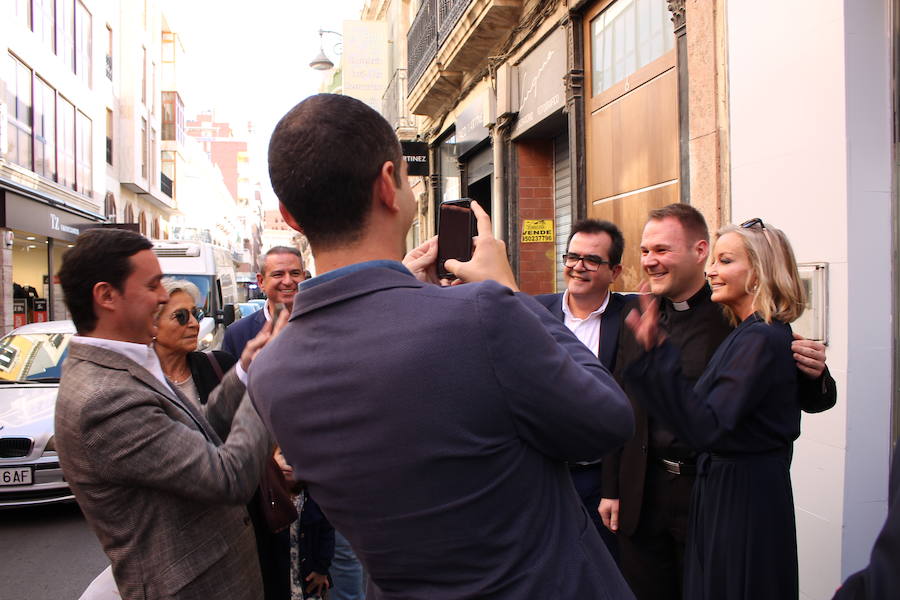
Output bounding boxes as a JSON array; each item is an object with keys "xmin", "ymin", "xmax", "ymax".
[
  {"xmin": 740, "ymin": 218, "xmax": 765, "ymax": 229},
  {"xmin": 562, "ymin": 253, "xmax": 611, "ymax": 271},
  {"xmin": 170, "ymin": 307, "xmax": 204, "ymax": 326}
]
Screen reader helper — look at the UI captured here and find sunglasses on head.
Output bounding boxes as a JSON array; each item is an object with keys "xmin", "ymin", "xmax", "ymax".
[
  {"xmin": 740, "ymin": 218, "xmax": 765, "ymax": 229},
  {"xmin": 170, "ymin": 307, "xmax": 204, "ymax": 326}
]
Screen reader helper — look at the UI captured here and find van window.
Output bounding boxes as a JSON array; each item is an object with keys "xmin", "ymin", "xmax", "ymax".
[{"xmin": 165, "ymin": 274, "xmax": 213, "ymax": 314}]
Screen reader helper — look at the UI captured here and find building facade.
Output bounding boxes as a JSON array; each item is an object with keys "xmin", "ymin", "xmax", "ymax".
[{"xmin": 397, "ymin": 0, "xmax": 898, "ymax": 597}]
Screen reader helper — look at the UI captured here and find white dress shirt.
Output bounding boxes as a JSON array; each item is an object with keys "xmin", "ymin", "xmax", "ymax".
[
  {"xmin": 71, "ymin": 335, "xmax": 178, "ymax": 397},
  {"xmin": 561, "ymin": 290, "xmax": 611, "ymax": 358}
]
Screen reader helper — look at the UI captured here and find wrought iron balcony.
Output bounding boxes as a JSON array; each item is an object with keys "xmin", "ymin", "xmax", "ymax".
[
  {"xmin": 408, "ymin": 0, "xmax": 438, "ymax": 91},
  {"xmin": 382, "ymin": 69, "xmax": 414, "ymax": 132},
  {"xmin": 437, "ymin": 0, "xmax": 472, "ymax": 47}
]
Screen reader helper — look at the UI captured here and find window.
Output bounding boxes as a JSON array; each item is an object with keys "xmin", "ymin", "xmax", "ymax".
[
  {"xmin": 139, "ymin": 211, "xmax": 147, "ymax": 236},
  {"xmin": 151, "ymin": 62, "xmax": 156, "ymax": 114},
  {"xmin": 125, "ymin": 204, "xmax": 134, "ymax": 224},
  {"xmin": 61, "ymin": 0, "xmax": 75, "ymax": 72},
  {"xmin": 58, "ymin": 97, "xmax": 76, "ymax": 190},
  {"xmin": 105, "ymin": 108, "xmax": 113, "ymax": 165},
  {"xmin": 151, "ymin": 217, "xmax": 160, "ymax": 240},
  {"xmin": 75, "ymin": 1, "xmax": 92, "ymax": 87},
  {"xmin": 6, "ymin": 55, "xmax": 33, "ymax": 170},
  {"xmin": 105, "ymin": 25, "xmax": 112, "ymax": 80},
  {"xmin": 590, "ymin": 0, "xmax": 674, "ymax": 96},
  {"xmin": 140, "ymin": 118, "xmax": 147, "ymax": 178},
  {"xmin": 150, "ymin": 128, "xmax": 157, "ymax": 188},
  {"xmin": 141, "ymin": 47, "xmax": 147, "ymax": 105},
  {"xmin": 104, "ymin": 192, "xmax": 116, "ymax": 222},
  {"xmin": 33, "ymin": 77, "xmax": 56, "ymax": 180},
  {"xmin": 75, "ymin": 110, "xmax": 92, "ymax": 196},
  {"xmin": 15, "ymin": 0, "xmax": 32, "ymax": 29},
  {"xmin": 33, "ymin": 0, "xmax": 57, "ymax": 54},
  {"xmin": 161, "ymin": 91, "xmax": 184, "ymax": 144},
  {"xmin": 161, "ymin": 150, "xmax": 175, "ymax": 198}
]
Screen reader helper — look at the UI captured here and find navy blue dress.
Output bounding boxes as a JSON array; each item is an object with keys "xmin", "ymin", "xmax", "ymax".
[{"xmin": 625, "ymin": 314, "xmax": 800, "ymax": 600}]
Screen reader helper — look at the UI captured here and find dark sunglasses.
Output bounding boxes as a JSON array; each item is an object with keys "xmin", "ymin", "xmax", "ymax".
[
  {"xmin": 562, "ymin": 252, "xmax": 611, "ymax": 271},
  {"xmin": 171, "ymin": 307, "xmax": 204, "ymax": 326},
  {"xmin": 740, "ymin": 218, "xmax": 765, "ymax": 229}
]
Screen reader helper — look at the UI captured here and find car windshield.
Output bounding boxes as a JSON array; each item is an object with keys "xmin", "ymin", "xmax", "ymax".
[
  {"xmin": 0, "ymin": 332, "xmax": 72, "ymax": 382},
  {"xmin": 163, "ymin": 274, "xmax": 212, "ymax": 314}
]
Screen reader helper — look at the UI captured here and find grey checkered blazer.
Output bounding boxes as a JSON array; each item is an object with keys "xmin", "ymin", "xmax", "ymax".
[{"xmin": 56, "ymin": 342, "xmax": 270, "ymax": 600}]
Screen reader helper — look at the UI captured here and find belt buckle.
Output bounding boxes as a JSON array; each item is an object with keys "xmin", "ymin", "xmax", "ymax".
[{"xmin": 661, "ymin": 458, "xmax": 681, "ymax": 475}]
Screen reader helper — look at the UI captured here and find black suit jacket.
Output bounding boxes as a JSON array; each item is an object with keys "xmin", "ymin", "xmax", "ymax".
[
  {"xmin": 534, "ymin": 291, "xmax": 632, "ymax": 371},
  {"xmin": 222, "ymin": 309, "xmax": 267, "ymax": 359}
]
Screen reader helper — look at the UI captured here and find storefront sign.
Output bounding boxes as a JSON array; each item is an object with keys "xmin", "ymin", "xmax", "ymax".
[
  {"xmin": 455, "ymin": 93, "xmax": 491, "ymax": 157},
  {"xmin": 0, "ymin": 190, "xmax": 100, "ymax": 242},
  {"xmin": 513, "ymin": 27, "xmax": 568, "ymax": 138},
  {"xmin": 342, "ymin": 20, "xmax": 390, "ymax": 114},
  {"xmin": 521, "ymin": 219, "xmax": 554, "ymax": 243},
  {"xmin": 12, "ymin": 300, "xmax": 26, "ymax": 329},
  {"xmin": 32, "ymin": 299, "xmax": 48, "ymax": 323},
  {"xmin": 401, "ymin": 141, "xmax": 429, "ymax": 176}
]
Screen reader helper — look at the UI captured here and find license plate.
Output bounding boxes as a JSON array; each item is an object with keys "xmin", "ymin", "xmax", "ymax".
[{"xmin": 0, "ymin": 466, "xmax": 33, "ymax": 486}]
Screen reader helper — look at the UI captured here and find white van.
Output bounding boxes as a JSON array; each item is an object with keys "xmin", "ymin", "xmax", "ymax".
[{"xmin": 152, "ymin": 241, "xmax": 239, "ymax": 350}]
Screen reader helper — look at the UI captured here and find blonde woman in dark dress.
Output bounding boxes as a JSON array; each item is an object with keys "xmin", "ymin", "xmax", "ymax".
[{"xmin": 624, "ymin": 219, "xmax": 806, "ymax": 600}]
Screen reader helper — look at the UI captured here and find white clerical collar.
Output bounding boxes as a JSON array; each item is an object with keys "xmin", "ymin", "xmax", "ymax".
[
  {"xmin": 71, "ymin": 335, "xmax": 175, "ymax": 395},
  {"xmin": 671, "ymin": 300, "xmax": 691, "ymax": 311},
  {"xmin": 561, "ymin": 290, "xmax": 610, "ymax": 321}
]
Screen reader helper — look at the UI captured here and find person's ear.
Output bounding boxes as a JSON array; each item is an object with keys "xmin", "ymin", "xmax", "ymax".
[
  {"xmin": 610, "ymin": 264, "xmax": 623, "ymax": 282},
  {"xmin": 695, "ymin": 239, "xmax": 710, "ymax": 263},
  {"xmin": 374, "ymin": 161, "xmax": 399, "ymax": 213},
  {"xmin": 278, "ymin": 202, "xmax": 303, "ymax": 233},
  {"xmin": 256, "ymin": 272, "xmax": 265, "ymax": 287},
  {"xmin": 92, "ymin": 281, "xmax": 117, "ymax": 312}
]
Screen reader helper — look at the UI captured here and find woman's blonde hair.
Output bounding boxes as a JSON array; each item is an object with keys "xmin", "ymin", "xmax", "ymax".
[{"xmin": 716, "ymin": 222, "xmax": 806, "ymax": 325}]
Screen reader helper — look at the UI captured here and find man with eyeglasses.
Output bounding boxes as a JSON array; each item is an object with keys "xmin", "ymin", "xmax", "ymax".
[
  {"xmin": 604, "ymin": 203, "xmax": 836, "ymax": 600},
  {"xmin": 535, "ymin": 219, "xmax": 631, "ymax": 561}
]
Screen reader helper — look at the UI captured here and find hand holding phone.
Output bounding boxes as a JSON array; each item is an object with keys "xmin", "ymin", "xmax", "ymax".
[{"xmin": 436, "ymin": 199, "xmax": 475, "ymax": 279}]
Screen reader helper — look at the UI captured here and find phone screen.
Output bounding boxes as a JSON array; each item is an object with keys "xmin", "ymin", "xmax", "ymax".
[{"xmin": 437, "ymin": 199, "xmax": 474, "ymax": 279}]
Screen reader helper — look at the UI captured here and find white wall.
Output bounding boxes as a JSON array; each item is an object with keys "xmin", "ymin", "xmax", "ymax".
[{"xmin": 726, "ymin": 0, "xmax": 893, "ymax": 597}]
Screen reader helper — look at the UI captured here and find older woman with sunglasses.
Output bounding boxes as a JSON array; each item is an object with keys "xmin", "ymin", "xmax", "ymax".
[{"xmin": 624, "ymin": 219, "xmax": 807, "ymax": 600}]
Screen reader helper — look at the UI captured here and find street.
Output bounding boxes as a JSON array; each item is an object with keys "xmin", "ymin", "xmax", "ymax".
[{"xmin": 0, "ymin": 502, "xmax": 108, "ymax": 600}]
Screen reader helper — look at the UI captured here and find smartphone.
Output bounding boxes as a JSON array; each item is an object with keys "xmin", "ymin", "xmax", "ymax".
[
  {"xmin": 437, "ymin": 199, "xmax": 475, "ymax": 279},
  {"xmin": 271, "ymin": 302, "xmax": 285, "ymax": 323}
]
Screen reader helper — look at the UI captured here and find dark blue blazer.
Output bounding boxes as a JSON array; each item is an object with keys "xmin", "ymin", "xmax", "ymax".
[
  {"xmin": 222, "ymin": 308, "xmax": 266, "ymax": 358},
  {"xmin": 534, "ymin": 291, "xmax": 632, "ymax": 372},
  {"xmin": 249, "ymin": 267, "xmax": 635, "ymax": 600}
]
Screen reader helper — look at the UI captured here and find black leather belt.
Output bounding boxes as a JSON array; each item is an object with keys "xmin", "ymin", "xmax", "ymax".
[{"xmin": 657, "ymin": 458, "xmax": 697, "ymax": 476}]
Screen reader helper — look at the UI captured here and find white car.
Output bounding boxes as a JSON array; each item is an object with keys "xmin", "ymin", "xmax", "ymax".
[{"xmin": 0, "ymin": 320, "xmax": 75, "ymax": 508}]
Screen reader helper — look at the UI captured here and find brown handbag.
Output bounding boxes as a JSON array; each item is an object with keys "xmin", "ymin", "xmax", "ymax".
[{"xmin": 203, "ymin": 352, "xmax": 298, "ymax": 533}]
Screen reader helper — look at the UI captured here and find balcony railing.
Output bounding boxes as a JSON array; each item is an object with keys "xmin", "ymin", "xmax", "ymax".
[
  {"xmin": 437, "ymin": 0, "xmax": 472, "ymax": 47},
  {"xmin": 105, "ymin": 55, "xmax": 112, "ymax": 80},
  {"xmin": 407, "ymin": 0, "xmax": 475, "ymax": 92},
  {"xmin": 160, "ymin": 172, "xmax": 173, "ymax": 198},
  {"xmin": 382, "ymin": 69, "xmax": 413, "ymax": 131},
  {"xmin": 408, "ymin": 0, "xmax": 438, "ymax": 91}
]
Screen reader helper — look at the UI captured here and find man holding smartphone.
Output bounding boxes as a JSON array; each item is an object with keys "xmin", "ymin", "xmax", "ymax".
[{"xmin": 249, "ymin": 94, "xmax": 636, "ymax": 599}]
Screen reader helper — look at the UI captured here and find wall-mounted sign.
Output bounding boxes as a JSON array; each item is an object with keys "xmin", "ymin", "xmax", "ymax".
[
  {"xmin": 521, "ymin": 219, "xmax": 554, "ymax": 243},
  {"xmin": 794, "ymin": 262, "xmax": 828, "ymax": 343},
  {"xmin": 401, "ymin": 141, "xmax": 429, "ymax": 176},
  {"xmin": 342, "ymin": 20, "xmax": 390, "ymax": 114},
  {"xmin": 455, "ymin": 92, "xmax": 492, "ymax": 157},
  {"xmin": 0, "ymin": 191, "xmax": 98, "ymax": 241},
  {"xmin": 513, "ymin": 27, "xmax": 568, "ymax": 138}
]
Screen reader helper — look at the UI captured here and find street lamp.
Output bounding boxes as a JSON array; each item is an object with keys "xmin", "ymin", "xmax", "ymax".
[{"xmin": 309, "ymin": 29, "xmax": 342, "ymax": 71}]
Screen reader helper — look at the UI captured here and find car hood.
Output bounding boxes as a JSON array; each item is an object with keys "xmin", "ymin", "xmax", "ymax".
[{"xmin": 0, "ymin": 384, "xmax": 57, "ymax": 438}]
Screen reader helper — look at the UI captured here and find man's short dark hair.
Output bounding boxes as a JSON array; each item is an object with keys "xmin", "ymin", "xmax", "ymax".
[
  {"xmin": 59, "ymin": 228, "xmax": 153, "ymax": 334},
  {"xmin": 567, "ymin": 219, "xmax": 625, "ymax": 266},
  {"xmin": 647, "ymin": 203, "xmax": 710, "ymax": 243},
  {"xmin": 259, "ymin": 246, "xmax": 304, "ymax": 276},
  {"xmin": 268, "ymin": 94, "xmax": 402, "ymax": 249}
]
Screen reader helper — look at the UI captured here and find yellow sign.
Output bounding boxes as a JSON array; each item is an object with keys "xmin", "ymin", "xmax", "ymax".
[{"xmin": 521, "ymin": 219, "xmax": 554, "ymax": 243}]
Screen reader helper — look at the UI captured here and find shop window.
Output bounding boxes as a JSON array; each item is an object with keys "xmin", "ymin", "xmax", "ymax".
[
  {"xmin": 590, "ymin": 0, "xmax": 674, "ymax": 96},
  {"xmin": 75, "ymin": 110, "xmax": 92, "ymax": 196},
  {"xmin": 6, "ymin": 54, "xmax": 33, "ymax": 170},
  {"xmin": 33, "ymin": 77, "xmax": 57, "ymax": 181},
  {"xmin": 58, "ymin": 96, "xmax": 76, "ymax": 190},
  {"xmin": 105, "ymin": 192, "xmax": 116, "ymax": 222},
  {"xmin": 75, "ymin": 1, "xmax": 92, "ymax": 88}
]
